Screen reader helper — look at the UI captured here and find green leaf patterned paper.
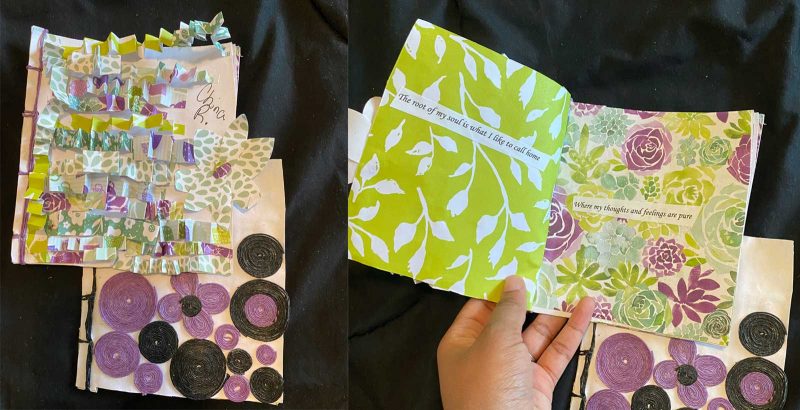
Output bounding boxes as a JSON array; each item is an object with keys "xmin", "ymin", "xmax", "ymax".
[
  {"xmin": 348, "ymin": 20, "xmax": 570, "ymax": 307},
  {"xmin": 539, "ymin": 103, "xmax": 762, "ymax": 345}
]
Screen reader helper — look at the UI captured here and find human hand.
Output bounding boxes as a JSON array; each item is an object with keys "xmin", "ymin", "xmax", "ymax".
[{"xmin": 437, "ymin": 275, "xmax": 595, "ymax": 410}]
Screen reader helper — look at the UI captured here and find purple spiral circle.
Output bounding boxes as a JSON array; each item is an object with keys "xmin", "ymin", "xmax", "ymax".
[
  {"xmin": 256, "ymin": 344, "xmax": 277, "ymax": 366},
  {"xmin": 595, "ymin": 333, "xmax": 654, "ymax": 392},
  {"xmin": 94, "ymin": 331, "xmax": 140, "ymax": 377},
  {"xmin": 99, "ymin": 271, "xmax": 156, "ymax": 332},
  {"xmin": 224, "ymin": 374, "xmax": 251, "ymax": 402},
  {"xmin": 586, "ymin": 389, "xmax": 630, "ymax": 410},
  {"xmin": 134, "ymin": 363, "xmax": 163, "ymax": 395},
  {"xmin": 196, "ymin": 283, "xmax": 230, "ymax": 314},
  {"xmin": 740, "ymin": 371, "xmax": 774, "ymax": 405},
  {"xmin": 707, "ymin": 397, "xmax": 734, "ymax": 410},
  {"xmin": 157, "ymin": 293, "xmax": 182, "ymax": 323},
  {"xmin": 215, "ymin": 324, "xmax": 240, "ymax": 350},
  {"xmin": 244, "ymin": 294, "xmax": 278, "ymax": 327}
]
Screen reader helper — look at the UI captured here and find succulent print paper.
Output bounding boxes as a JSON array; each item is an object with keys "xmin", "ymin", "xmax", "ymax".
[
  {"xmin": 570, "ymin": 237, "xmax": 793, "ymax": 410},
  {"xmin": 539, "ymin": 104, "xmax": 762, "ymax": 344},
  {"xmin": 348, "ymin": 20, "xmax": 570, "ymax": 307}
]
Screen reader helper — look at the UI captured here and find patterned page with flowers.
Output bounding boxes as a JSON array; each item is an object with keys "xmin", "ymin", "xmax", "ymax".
[
  {"xmin": 569, "ymin": 236, "xmax": 793, "ymax": 410},
  {"xmin": 537, "ymin": 104, "xmax": 762, "ymax": 345},
  {"xmin": 348, "ymin": 20, "xmax": 570, "ymax": 307}
]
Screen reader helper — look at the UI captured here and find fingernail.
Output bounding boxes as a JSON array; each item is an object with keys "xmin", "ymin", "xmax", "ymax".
[{"xmin": 504, "ymin": 275, "xmax": 523, "ymax": 292}]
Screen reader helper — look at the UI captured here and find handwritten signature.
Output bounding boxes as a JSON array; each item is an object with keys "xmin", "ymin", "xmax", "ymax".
[{"xmin": 194, "ymin": 83, "xmax": 227, "ymax": 125}]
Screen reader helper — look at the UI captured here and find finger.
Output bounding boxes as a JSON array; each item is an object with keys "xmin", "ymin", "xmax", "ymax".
[
  {"xmin": 522, "ymin": 313, "xmax": 567, "ymax": 361},
  {"xmin": 484, "ymin": 275, "xmax": 527, "ymax": 337},
  {"xmin": 441, "ymin": 298, "xmax": 495, "ymax": 347},
  {"xmin": 537, "ymin": 296, "xmax": 595, "ymax": 385}
]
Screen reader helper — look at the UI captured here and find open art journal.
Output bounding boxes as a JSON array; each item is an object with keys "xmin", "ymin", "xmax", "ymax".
[
  {"xmin": 348, "ymin": 20, "xmax": 763, "ymax": 345},
  {"xmin": 11, "ymin": 14, "xmax": 287, "ymax": 403}
]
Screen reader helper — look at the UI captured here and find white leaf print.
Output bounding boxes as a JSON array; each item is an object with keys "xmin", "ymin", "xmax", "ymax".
[
  {"xmin": 392, "ymin": 68, "xmax": 406, "ymax": 93},
  {"xmin": 506, "ymin": 58, "xmax": 523, "ymax": 77},
  {"xmin": 517, "ymin": 242, "xmax": 542, "ymax": 252},
  {"xmin": 509, "ymin": 212, "xmax": 530, "ymax": 232},
  {"xmin": 405, "ymin": 27, "xmax": 421, "ymax": 59},
  {"xmin": 527, "ymin": 166, "xmax": 542, "ymax": 190},
  {"xmin": 360, "ymin": 154, "xmax": 379, "ymax": 183},
  {"xmin": 354, "ymin": 201, "xmax": 380, "ymax": 221},
  {"xmin": 534, "ymin": 200, "xmax": 550, "ymax": 209},
  {"xmin": 487, "ymin": 257, "xmax": 517, "ymax": 280},
  {"xmin": 526, "ymin": 109, "xmax": 546, "ymax": 122},
  {"xmin": 447, "ymin": 254, "xmax": 469, "ymax": 269},
  {"xmin": 393, "ymin": 221, "xmax": 417, "ymax": 252},
  {"xmin": 374, "ymin": 179, "xmax": 405, "ymax": 195},
  {"xmin": 351, "ymin": 177, "xmax": 361, "ymax": 200},
  {"xmin": 464, "ymin": 52, "xmax": 477, "ymax": 80},
  {"xmin": 407, "ymin": 141, "xmax": 433, "ymax": 156},
  {"xmin": 430, "ymin": 220, "xmax": 455, "ymax": 241},
  {"xmin": 449, "ymin": 278, "xmax": 466, "ymax": 294},
  {"xmin": 518, "ymin": 73, "xmax": 536, "ymax": 109},
  {"xmin": 351, "ymin": 230, "xmax": 365, "ymax": 256},
  {"xmin": 476, "ymin": 213, "xmax": 499, "ymax": 243},
  {"xmin": 549, "ymin": 113, "xmax": 563, "ymax": 140},
  {"xmin": 433, "ymin": 133, "xmax": 458, "ymax": 152},
  {"xmin": 416, "ymin": 156, "xmax": 432, "ymax": 176},
  {"xmin": 450, "ymin": 162, "xmax": 472, "ymax": 177},
  {"xmin": 408, "ymin": 243, "xmax": 426, "ymax": 277},
  {"xmin": 519, "ymin": 132, "xmax": 536, "ymax": 147},
  {"xmin": 553, "ymin": 86, "xmax": 567, "ymax": 101},
  {"xmin": 488, "ymin": 234, "xmax": 506, "ymax": 267},
  {"xmin": 523, "ymin": 278, "xmax": 537, "ymax": 306},
  {"xmin": 435, "ymin": 35, "xmax": 446, "ymax": 63},
  {"xmin": 380, "ymin": 89, "xmax": 390, "ymax": 106},
  {"xmin": 446, "ymin": 189, "xmax": 469, "ymax": 217},
  {"xmin": 510, "ymin": 159, "xmax": 521, "ymax": 184},
  {"xmin": 416, "ymin": 20, "xmax": 434, "ymax": 29},
  {"xmin": 483, "ymin": 58, "xmax": 501, "ymax": 88},
  {"xmin": 385, "ymin": 119, "xmax": 405, "ymax": 151},
  {"xmin": 422, "ymin": 76, "xmax": 445, "ymax": 103},
  {"xmin": 478, "ymin": 106, "xmax": 501, "ymax": 128},
  {"xmin": 370, "ymin": 235, "xmax": 389, "ymax": 262}
]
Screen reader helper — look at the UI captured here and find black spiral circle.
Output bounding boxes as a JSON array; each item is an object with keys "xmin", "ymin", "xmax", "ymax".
[
  {"xmin": 739, "ymin": 312, "xmax": 786, "ymax": 357},
  {"xmin": 250, "ymin": 367, "xmax": 284, "ymax": 403},
  {"xmin": 230, "ymin": 279, "xmax": 289, "ymax": 342},
  {"xmin": 138, "ymin": 321, "xmax": 178, "ymax": 364},
  {"xmin": 169, "ymin": 339, "xmax": 227, "ymax": 400},
  {"xmin": 226, "ymin": 348, "xmax": 253, "ymax": 375},
  {"xmin": 631, "ymin": 385, "xmax": 670, "ymax": 410},
  {"xmin": 237, "ymin": 234, "xmax": 284, "ymax": 278},
  {"xmin": 726, "ymin": 357, "xmax": 787, "ymax": 410}
]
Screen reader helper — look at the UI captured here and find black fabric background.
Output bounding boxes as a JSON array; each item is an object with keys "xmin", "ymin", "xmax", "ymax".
[
  {"xmin": 349, "ymin": 1, "xmax": 800, "ymax": 409},
  {"xmin": 1, "ymin": 0, "xmax": 347, "ymax": 408}
]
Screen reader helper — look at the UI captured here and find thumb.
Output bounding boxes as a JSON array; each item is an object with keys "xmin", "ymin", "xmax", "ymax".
[{"xmin": 485, "ymin": 275, "xmax": 528, "ymax": 336}]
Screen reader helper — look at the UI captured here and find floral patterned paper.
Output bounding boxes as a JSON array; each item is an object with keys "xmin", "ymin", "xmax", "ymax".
[
  {"xmin": 348, "ymin": 20, "xmax": 570, "ymax": 307},
  {"xmin": 539, "ymin": 104, "xmax": 761, "ymax": 345}
]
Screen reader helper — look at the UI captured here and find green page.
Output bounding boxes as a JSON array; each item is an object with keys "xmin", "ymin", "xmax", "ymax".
[{"xmin": 348, "ymin": 20, "xmax": 570, "ymax": 307}]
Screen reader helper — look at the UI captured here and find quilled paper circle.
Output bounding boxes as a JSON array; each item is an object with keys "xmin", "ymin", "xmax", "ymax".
[
  {"xmin": 244, "ymin": 293, "xmax": 278, "ymax": 327},
  {"xmin": 586, "ymin": 389, "xmax": 630, "ymax": 410},
  {"xmin": 631, "ymin": 385, "xmax": 670, "ymax": 410},
  {"xmin": 726, "ymin": 357, "xmax": 787, "ymax": 410},
  {"xmin": 707, "ymin": 397, "xmax": 734, "ymax": 410},
  {"xmin": 95, "ymin": 331, "xmax": 140, "ymax": 378},
  {"xmin": 214, "ymin": 324, "xmax": 240, "ymax": 350},
  {"xmin": 256, "ymin": 344, "xmax": 277, "ymax": 366},
  {"xmin": 738, "ymin": 312, "xmax": 786, "ymax": 357},
  {"xmin": 595, "ymin": 333, "xmax": 654, "ymax": 392},
  {"xmin": 237, "ymin": 234, "xmax": 284, "ymax": 278},
  {"xmin": 740, "ymin": 371, "xmax": 774, "ymax": 405},
  {"xmin": 224, "ymin": 374, "xmax": 250, "ymax": 402},
  {"xmin": 250, "ymin": 367, "xmax": 284, "ymax": 404},
  {"xmin": 138, "ymin": 321, "xmax": 178, "ymax": 364},
  {"xmin": 169, "ymin": 339, "xmax": 227, "ymax": 400},
  {"xmin": 99, "ymin": 271, "xmax": 156, "ymax": 332},
  {"xmin": 134, "ymin": 363, "xmax": 163, "ymax": 395},
  {"xmin": 230, "ymin": 279, "xmax": 289, "ymax": 342},
  {"xmin": 227, "ymin": 348, "xmax": 253, "ymax": 374}
]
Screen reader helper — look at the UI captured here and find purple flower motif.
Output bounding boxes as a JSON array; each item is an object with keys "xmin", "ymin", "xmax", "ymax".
[
  {"xmin": 69, "ymin": 79, "xmax": 88, "ymax": 97},
  {"xmin": 621, "ymin": 121, "xmax": 673, "ymax": 175},
  {"xmin": 624, "ymin": 109, "xmax": 662, "ymax": 119},
  {"xmin": 653, "ymin": 338, "xmax": 726, "ymax": 408},
  {"xmin": 213, "ymin": 162, "xmax": 233, "ymax": 179},
  {"xmin": 572, "ymin": 102, "xmax": 604, "ymax": 117},
  {"xmin": 642, "ymin": 237, "xmax": 687, "ymax": 277},
  {"xmin": 716, "ymin": 112, "xmax": 729, "ymax": 122},
  {"xmin": 40, "ymin": 192, "xmax": 70, "ymax": 212},
  {"xmin": 727, "ymin": 135, "xmax": 751, "ymax": 185},
  {"xmin": 592, "ymin": 296, "xmax": 613, "ymax": 320},
  {"xmin": 157, "ymin": 273, "xmax": 230, "ymax": 339},
  {"xmin": 50, "ymin": 251, "xmax": 83, "ymax": 264},
  {"xmin": 557, "ymin": 300, "xmax": 576, "ymax": 313},
  {"xmin": 544, "ymin": 187, "xmax": 584, "ymax": 262},
  {"xmin": 658, "ymin": 265, "xmax": 720, "ymax": 327}
]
